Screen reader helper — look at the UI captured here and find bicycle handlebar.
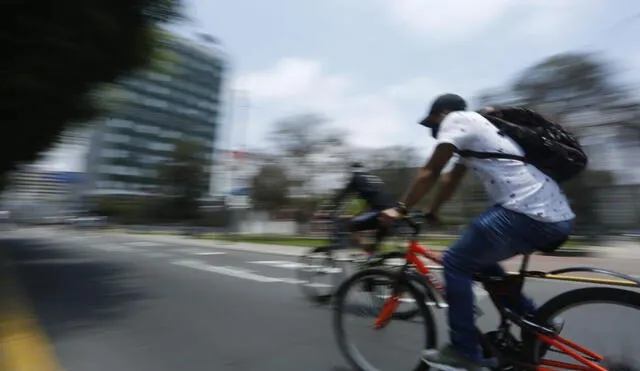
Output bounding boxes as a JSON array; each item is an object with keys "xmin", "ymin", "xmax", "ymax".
[{"xmin": 314, "ymin": 209, "xmax": 424, "ymax": 238}]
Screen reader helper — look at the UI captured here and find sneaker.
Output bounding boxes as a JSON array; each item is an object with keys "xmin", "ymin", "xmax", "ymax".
[{"xmin": 422, "ymin": 344, "xmax": 490, "ymax": 371}]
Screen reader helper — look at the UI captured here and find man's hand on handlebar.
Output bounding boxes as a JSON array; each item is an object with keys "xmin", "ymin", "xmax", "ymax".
[{"xmin": 378, "ymin": 207, "xmax": 402, "ymax": 227}]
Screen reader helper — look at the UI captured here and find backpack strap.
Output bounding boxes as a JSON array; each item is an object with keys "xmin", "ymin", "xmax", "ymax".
[{"xmin": 457, "ymin": 149, "xmax": 528, "ymax": 163}]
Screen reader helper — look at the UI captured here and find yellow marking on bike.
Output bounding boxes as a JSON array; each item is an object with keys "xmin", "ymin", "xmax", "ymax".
[
  {"xmin": 427, "ymin": 265, "xmax": 638, "ymax": 287},
  {"xmin": 534, "ymin": 273, "xmax": 639, "ymax": 287},
  {"xmin": 0, "ymin": 255, "xmax": 64, "ymax": 371}
]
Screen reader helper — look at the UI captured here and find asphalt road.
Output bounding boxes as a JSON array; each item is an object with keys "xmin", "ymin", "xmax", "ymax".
[{"xmin": 1, "ymin": 227, "xmax": 639, "ymax": 371}]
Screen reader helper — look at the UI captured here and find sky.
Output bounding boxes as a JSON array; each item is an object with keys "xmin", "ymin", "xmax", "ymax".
[
  {"xmin": 178, "ymin": 0, "xmax": 640, "ymax": 158},
  {"xmin": 42, "ymin": 0, "xmax": 640, "ymax": 172}
]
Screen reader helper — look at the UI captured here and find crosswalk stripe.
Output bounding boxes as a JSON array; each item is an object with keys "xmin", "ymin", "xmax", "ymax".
[{"xmin": 126, "ymin": 241, "xmax": 162, "ymax": 247}]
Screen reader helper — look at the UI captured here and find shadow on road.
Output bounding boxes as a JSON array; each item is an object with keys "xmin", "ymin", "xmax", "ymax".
[{"xmin": 1, "ymin": 238, "xmax": 149, "ymax": 338}]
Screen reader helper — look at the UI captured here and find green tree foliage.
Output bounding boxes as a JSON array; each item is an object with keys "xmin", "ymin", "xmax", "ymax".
[
  {"xmin": 155, "ymin": 140, "xmax": 207, "ymax": 221},
  {"xmin": 250, "ymin": 162, "xmax": 290, "ymax": 213},
  {"xmin": 0, "ymin": 0, "xmax": 183, "ymax": 178}
]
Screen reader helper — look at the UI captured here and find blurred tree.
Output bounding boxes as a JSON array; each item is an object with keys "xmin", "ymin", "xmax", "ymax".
[
  {"xmin": 250, "ymin": 162, "xmax": 290, "ymax": 213},
  {"xmin": 562, "ymin": 169, "xmax": 616, "ymax": 231},
  {"xmin": 474, "ymin": 87, "xmax": 518, "ymax": 109},
  {"xmin": 269, "ymin": 113, "xmax": 346, "ymax": 195},
  {"xmin": 156, "ymin": 140, "xmax": 207, "ymax": 221},
  {"xmin": 0, "ymin": 0, "xmax": 183, "ymax": 178},
  {"xmin": 368, "ymin": 145, "xmax": 421, "ymax": 199},
  {"xmin": 509, "ymin": 52, "xmax": 630, "ymax": 121}
]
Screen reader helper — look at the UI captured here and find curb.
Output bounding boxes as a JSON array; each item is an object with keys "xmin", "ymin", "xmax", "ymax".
[{"xmin": 0, "ymin": 250, "xmax": 64, "ymax": 371}]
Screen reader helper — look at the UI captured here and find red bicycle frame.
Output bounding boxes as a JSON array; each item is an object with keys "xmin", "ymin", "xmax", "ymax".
[{"xmin": 372, "ymin": 239, "xmax": 607, "ymax": 371}]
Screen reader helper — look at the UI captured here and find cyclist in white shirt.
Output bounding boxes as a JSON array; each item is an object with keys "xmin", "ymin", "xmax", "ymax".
[{"xmin": 380, "ymin": 94, "xmax": 575, "ymax": 371}]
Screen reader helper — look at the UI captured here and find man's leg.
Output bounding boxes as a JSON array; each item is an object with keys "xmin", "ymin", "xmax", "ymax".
[
  {"xmin": 424, "ymin": 206, "xmax": 574, "ymax": 370},
  {"xmin": 349, "ymin": 211, "xmax": 384, "ymax": 255},
  {"xmin": 422, "ymin": 207, "xmax": 539, "ymax": 370},
  {"xmin": 477, "ymin": 264, "xmax": 536, "ymax": 316}
]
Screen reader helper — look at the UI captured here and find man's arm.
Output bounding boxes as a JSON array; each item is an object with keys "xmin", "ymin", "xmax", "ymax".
[
  {"xmin": 425, "ymin": 162, "xmax": 467, "ymax": 215},
  {"xmin": 329, "ymin": 175, "xmax": 355, "ymax": 214},
  {"xmin": 398, "ymin": 143, "xmax": 457, "ymax": 211}
]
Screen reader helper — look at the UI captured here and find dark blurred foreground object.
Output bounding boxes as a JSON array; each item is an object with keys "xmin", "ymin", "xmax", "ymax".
[{"xmin": 0, "ymin": 0, "xmax": 183, "ymax": 179}]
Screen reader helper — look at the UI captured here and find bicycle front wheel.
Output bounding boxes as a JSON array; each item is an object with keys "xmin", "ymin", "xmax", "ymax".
[
  {"xmin": 362, "ymin": 251, "xmax": 422, "ymax": 321},
  {"xmin": 333, "ymin": 267, "xmax": 436, "ymax": 371}
]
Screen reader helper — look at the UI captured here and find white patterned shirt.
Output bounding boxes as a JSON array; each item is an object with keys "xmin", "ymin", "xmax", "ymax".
[{"xmin": 436, "ymin": 111, "xmax": 575, "ymax": 223}]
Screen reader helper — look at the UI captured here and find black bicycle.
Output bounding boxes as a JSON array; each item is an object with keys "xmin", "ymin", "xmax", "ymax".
[
  {"xmin": 296, "ymin": 214, "xmax": 423, "ymax": 321},
  {"xmin": 333, "ymin": 216, "xmax": 640, "ymax": 371}
]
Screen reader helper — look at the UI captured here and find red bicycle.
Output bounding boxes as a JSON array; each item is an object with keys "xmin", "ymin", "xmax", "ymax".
[{"xmin": 332, "ymin": 216, "xmax": 640, "ymax": 371}]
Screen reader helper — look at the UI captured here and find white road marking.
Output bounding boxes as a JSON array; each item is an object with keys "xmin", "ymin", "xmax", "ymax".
[
  {"xmin": 249, "ymin": 259, "xmax": 410, "ymax": 270},
  {"xmin": 180, "ymin": 249, "xmax": 226, "ymax": 256},
  {"xmin": 249, "ymin": 260, "xmax": 307, "ymax": 269},
  {"xmin": 302, "ymin": 282, "xmax": 334, "ymax": 288},
  {"xmin": 126, "ymin": 241, "xmax": 162, "ymax": 247},
  {"xmin": 93, "ymin": 244, "xmax": 136, "ymax": 252},
  {"xmin": 172, "ymin": 259, "xmax": 288, "ymax": 283},
  {"xmin": 248, "ymin": 260, "xmax": 489, "ymax": 300},
  {"xmin": 144, "ymin": 252, "xmax": 172, "ymax": 258},
  {"xmin": 249, "ymin": 260, "xmax": 343, "ymax": 274},
  {"xmin": 172, "ymin": 260, "xmax": 327, "ymax": 285}
]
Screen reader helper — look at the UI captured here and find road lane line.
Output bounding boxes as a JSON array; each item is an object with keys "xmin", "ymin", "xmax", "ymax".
[
  {"xmin": 180, "ymin": 250, "xmax": 226, "ymax": 256},
  {"xmin": 249, "ymin": 260, "xmax": 307, "ymax": 269},
  {"xmin": 93, "ymin": 244, "xmax": 137, "ymax": 253},
  {"xmin": 0, "ymin": 253, "xmax": 64, "ymax": 371},
  {"xmin": 126, "ymin": 241, "xmax": 162, "ymax": 247},
  {"xmin": 171, "ymin": 260, "xmax": 284, "ymax": 283},
  {"xmin": 144, "ymin": 252, "xmax": 172, "ymax": 258}
]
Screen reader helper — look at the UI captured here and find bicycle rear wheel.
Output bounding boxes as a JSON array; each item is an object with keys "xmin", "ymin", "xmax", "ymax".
[
  {"xmin": 333, "ymin": 267, "xmax": 436, "ymax": 371},
  {"xmin": 521, "ymin": 287, "xmax": 640, "ymax": 369}
]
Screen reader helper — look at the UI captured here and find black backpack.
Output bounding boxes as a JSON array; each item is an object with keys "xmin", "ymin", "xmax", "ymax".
[{"xmin": 456, "ymin": 107, "xmax": 588, "ymax": 183}]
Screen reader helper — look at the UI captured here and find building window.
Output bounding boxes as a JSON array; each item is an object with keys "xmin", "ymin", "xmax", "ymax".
[
  {"xmin": 102, "ymin": 149, "xmax": 128, "ymax": 158},
  {"xmin": 104, "ymin": 133, "xmax": 129, "ymax": 144},
  {"xmin": 150, "ymin": 141, "xmax": 173, "ymax": 151},
  {"xmin": 109, "ymin": 119, "xmax": 133, "ymax": 128},
  {"xmin": 148, "ymin": 71, "xmax": 172, "ymax": 82},
  {"xmin": 143, "ymin": 98, "xmax": 168, "ymax": 108}
]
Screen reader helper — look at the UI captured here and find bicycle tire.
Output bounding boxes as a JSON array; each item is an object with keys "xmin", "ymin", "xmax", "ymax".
[
  {"xmin": 521, "ymin": 287, "xmax": 640, "ymax": 364},
  {"xmin": 297, "ymin": 247, "xmax": 341, "ymax": 304},
  {"xmin": 333, "ymin": 267, "xmax": 436, "ymax": 371}
]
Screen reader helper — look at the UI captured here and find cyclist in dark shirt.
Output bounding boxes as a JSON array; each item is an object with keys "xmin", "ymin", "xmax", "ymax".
[{"xmin": 330, "ymin": 162, "xmax": 396, "ymax": 254}]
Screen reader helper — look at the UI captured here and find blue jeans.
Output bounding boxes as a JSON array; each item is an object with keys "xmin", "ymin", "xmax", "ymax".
[{"xmin": 442, "ymin": 205, "xmax": 575, "ymax": 362}]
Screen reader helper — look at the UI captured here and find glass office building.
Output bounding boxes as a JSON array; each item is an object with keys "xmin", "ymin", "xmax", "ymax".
[{"xmin": 83, "ymin": 36, "xmax": 226, "ymax": 196}]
